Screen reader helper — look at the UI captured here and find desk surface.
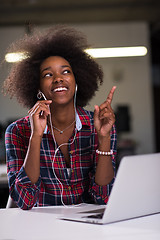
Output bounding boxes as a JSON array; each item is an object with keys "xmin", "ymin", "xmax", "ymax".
[{"xmin": 0, "ymin": 204, "xmax": 160, "ymax": 240}]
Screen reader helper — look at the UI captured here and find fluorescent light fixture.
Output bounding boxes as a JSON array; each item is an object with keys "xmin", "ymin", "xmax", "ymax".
[
  {"xmin": 85, "ymin": 46, "xmax": 147, "ymax": 58},
  {"xmin": 5, "ymin": 46, "xmax": 147, "ymax": 62},
  {"xmin": 5, "ymin": 52, "xmax": 28, "ymax": 63}
]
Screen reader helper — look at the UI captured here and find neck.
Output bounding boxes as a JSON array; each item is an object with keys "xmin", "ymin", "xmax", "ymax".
[{"xmin": 49, "ymin": 103, "xmax": 76, "ymax": 128}]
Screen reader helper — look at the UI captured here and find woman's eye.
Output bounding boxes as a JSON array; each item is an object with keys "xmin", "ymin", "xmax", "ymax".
[
  {"xmin": 43, "ymin": 73, "xmax": 52, "ymax": 78},
  {"xmin": 63, "ymin": 69, "xmax": 71, "ymax": 74}
]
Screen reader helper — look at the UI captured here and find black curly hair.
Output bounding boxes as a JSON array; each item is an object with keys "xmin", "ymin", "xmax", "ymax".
[{"xmin": 2, "ymin": 25, "xmax": 103, "ymax": 108}]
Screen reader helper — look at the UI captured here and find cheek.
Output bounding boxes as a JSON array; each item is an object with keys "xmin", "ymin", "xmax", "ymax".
[
  {"xmin": 40, "ymin": 78, "xmax": 50, "ymax": 89},
  {"xmin": 70, "ymin": 75, "xmax": 76, "ymax": 88},
  {"xmin": 71, "ymin": 81, "xmax": 76, "ymax": 95}
]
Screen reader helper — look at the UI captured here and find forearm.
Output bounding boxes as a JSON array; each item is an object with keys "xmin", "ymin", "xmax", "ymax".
[
  {"xmin": 23, "ymin": 134, "xmax": 42, "ymax": 184},
  {"xmin": 95, "ymin": 136, "xmax": 114, "ymax": 186},
  {"xmin": 8, "ymin": 166, "xmax": 41, "ymax": 210}
]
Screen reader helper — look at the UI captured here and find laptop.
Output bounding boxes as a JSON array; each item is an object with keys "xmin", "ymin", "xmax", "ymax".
[{"xmin": 60, "ymin": 153, "xmax": 160, "ymax": 224}]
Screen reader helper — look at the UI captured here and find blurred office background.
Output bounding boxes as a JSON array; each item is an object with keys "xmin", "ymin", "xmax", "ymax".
[{"xmin": 0, "ymin": 0, "xmax": 160, "ymax": 207}]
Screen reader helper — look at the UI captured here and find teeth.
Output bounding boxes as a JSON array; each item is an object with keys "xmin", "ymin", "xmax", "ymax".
[{"xmin": 53, "ymin": 87, "xmax": 67, "ymax": 92}]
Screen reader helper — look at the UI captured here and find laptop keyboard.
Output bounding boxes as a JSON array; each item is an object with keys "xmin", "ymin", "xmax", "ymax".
[
  {"xmin": 86, "ymin": 212, "xmax": 104, "ymax": 219},
  {"xmin": 80, "ymin": 208, "xmax": 105, "ymax": 219}
]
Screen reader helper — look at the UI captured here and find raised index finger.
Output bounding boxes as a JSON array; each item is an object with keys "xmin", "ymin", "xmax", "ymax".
[{"xmin": 106, "ymin": 86, "xmax": 116, "ymax": 104}]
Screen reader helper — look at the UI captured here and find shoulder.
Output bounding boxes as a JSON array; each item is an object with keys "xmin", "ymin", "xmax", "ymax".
[
  {"xmin": 76, "ymin": 106, "xmax": 95, "ymax": 131},
  {"xmin": 5, "ymin": 116, "xmax": 31, "ymax": 136},
  {"xmin": 76, "ymin": 106, "xmax": 94, "ymax": 119}
]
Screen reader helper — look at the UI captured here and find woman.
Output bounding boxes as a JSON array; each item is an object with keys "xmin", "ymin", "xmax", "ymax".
[{"xmin": 3, "ymin": 25, "xmax": 117, "ymax": 210}]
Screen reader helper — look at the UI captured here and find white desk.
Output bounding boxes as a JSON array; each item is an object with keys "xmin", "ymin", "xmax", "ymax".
[{"xmin": 0, "ymin": 204, "xmax": 160, "ymax": 240}]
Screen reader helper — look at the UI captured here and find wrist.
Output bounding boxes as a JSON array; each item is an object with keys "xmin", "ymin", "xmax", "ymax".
[
  {"xmin": 30, "ymin": 133, "xmax": 42, "ymax": 143},
  {"xmin": 98, "ymin": 135, "xmax": 111, "ymax": 150}
]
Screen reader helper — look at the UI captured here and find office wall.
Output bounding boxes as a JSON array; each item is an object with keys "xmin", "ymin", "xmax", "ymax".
[
  {"xmin": 74, "ymin": 22, "xmax": 155, "ymax": 154},
  {"xmin": 0, "ymin": 22, "xmax": 155, "ymax": 158}
]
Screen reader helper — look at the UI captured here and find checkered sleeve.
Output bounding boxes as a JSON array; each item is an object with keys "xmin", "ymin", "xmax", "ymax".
[
  {"xmin": 89, "ymin": 124, "xmax": 117, "ymax": 204},
  {"xmin": 5, "ymin": 122, "xmax": 41, "ymax": 210}
]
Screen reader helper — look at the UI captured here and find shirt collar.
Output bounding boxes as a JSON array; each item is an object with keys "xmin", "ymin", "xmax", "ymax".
[
  {"xmin": 75, "ymin": 110, "xmax": 82, "ymax": 131},
  {"xmin": 43, "ymin": 110, "xmax": 82, "ymax": 134},
  {"xmin": 76, "ymin": 106, "xmax": 91, "ymax": 127},
  {"xmin": 44, "ymin": 125, "xmax": 48, "ymax": 134}
]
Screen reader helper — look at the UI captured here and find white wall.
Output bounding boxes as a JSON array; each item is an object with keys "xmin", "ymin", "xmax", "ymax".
[{"xmin": 0, "ymin": 22, "xmax": 155, "ymax": 157}]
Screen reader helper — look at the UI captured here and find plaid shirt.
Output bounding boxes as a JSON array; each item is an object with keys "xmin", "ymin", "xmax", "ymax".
[{"xmin": 5, "ymin": 106, "xmax": 117, "ymax": 210}]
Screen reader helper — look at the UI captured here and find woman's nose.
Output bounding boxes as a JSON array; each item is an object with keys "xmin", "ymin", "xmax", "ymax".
[{"xmin": 53, "ymin": 75, "xmax": 63, "ymax": 83}]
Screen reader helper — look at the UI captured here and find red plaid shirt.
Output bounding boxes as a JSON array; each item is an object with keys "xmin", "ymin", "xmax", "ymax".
[{"xmin": 5, "ymin": 106, "xmax": 117, "ymax": 210}]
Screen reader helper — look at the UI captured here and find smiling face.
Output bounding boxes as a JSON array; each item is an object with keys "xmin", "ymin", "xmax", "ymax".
[{"xmin": 40, "ymin": 56, "xmax": 76, "ymax": 106}]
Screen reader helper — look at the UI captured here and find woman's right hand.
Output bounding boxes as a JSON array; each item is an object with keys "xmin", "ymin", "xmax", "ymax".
[{"xmin": 28, "ymin": 100, "xmax": 52, "ymax": 138}]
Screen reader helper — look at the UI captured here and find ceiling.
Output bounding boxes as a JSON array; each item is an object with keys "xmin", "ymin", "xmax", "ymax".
[
  {"xmin": 0, "ymin": 0, "xmax": 160, "ymax": 61},
  {"xmin": 0, "ymin": 0, "xmax": 160, "ymax": 26}
]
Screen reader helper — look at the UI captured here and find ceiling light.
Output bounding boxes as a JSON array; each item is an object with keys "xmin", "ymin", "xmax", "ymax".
[
  {"xmin": 5, "ymin": 46, "xmax": 147, "ymax": 63},
  {"xmin": 5, "ymin": 52, "xmax": 28, "ymax": 63},
  {"xmin": 85, "ymin": 46, "xmax": 147, "ymax": 58}
]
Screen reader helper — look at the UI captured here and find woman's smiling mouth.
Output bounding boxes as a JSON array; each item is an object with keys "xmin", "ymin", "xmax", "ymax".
[{"xmin": 53, "ymin": 87, "xmax": 68, "ymax": 93}]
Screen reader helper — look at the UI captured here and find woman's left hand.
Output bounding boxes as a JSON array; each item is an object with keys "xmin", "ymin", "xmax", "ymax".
[{"xmin": 94, "ymin": 86, "xmax": 116, "ymax": 140}]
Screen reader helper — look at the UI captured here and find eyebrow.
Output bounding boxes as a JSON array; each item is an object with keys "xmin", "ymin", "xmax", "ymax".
[
  {"xmin": 41, "ymin": 67, "xmax": 51, "ymax": 74},
  {"xmin": 40, "ymin": 65, "xmax": 71, "ymax": 74}
]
